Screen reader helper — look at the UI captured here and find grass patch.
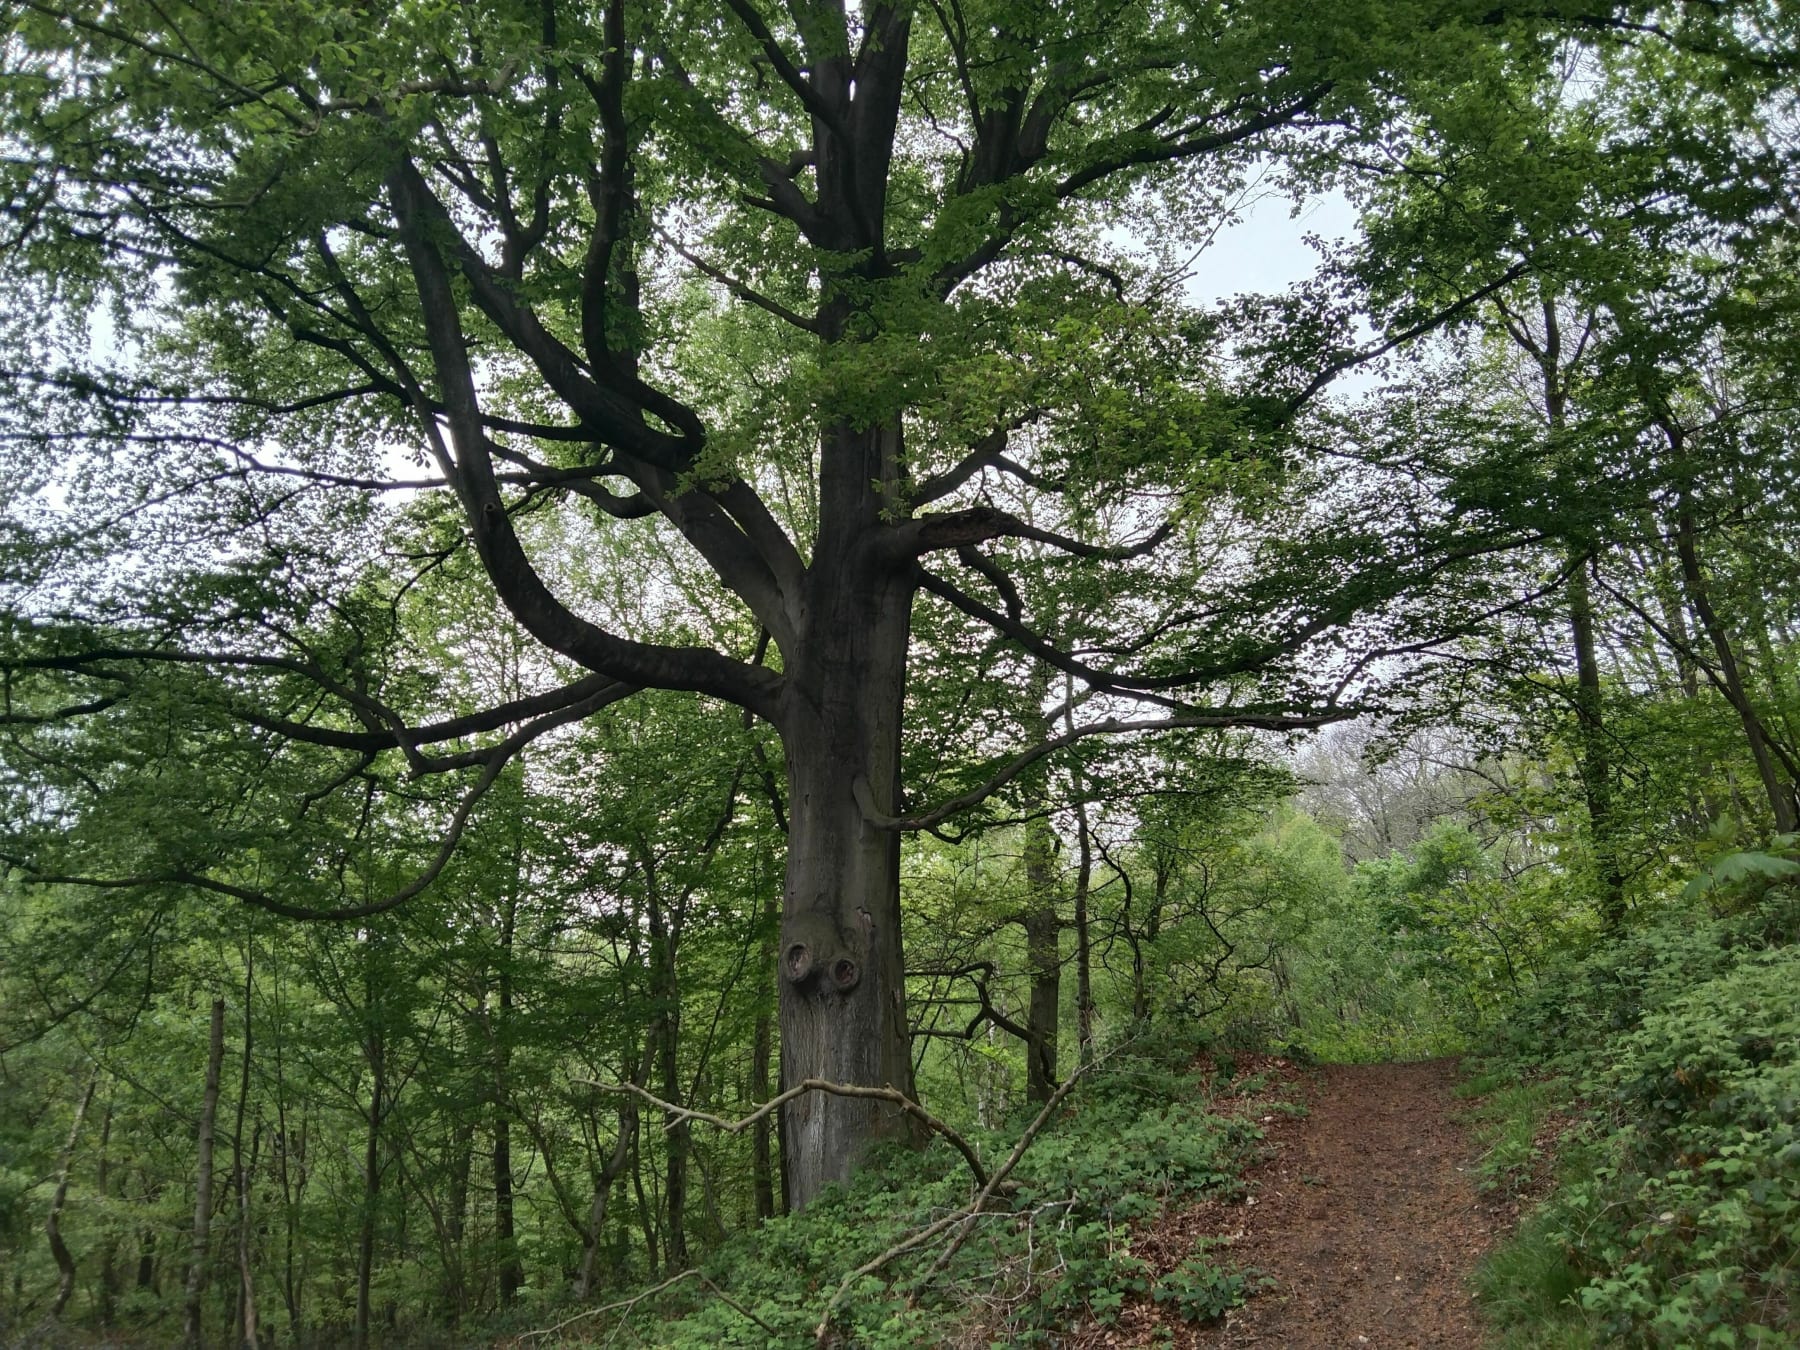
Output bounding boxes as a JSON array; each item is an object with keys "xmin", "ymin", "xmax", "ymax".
[
  {"xmin": 1455, "ymin": 1073, "xmax": 1565, "ymax": 1195},
  {"xmin": 1473, "ymin": 1209, "xmax": 1599, "ymax": 1349}
]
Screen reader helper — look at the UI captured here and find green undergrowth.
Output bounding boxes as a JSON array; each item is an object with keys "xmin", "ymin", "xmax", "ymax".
[
  {"xmin": 529, "ymin": 1031, "xmax": 1276, "ymax": 1348},
  {"xmin": 1470, "ymin": 887, "xmax": 1800, "ymax": 1348}
]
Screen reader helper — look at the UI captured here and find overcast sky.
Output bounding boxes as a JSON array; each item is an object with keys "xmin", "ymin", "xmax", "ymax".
[{"xmin": 1185, "ymin": 188, "xmax": 1362, "ymax": 308}]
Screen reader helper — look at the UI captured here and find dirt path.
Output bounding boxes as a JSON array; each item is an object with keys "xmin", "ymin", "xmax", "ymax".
[
  {"xmin": 1078, "ymin": 1057, "xmax": 1497, "ymax": 1348},
  {"xmin": 1193, "ymin": 1059, "xmax": 1493, "ymax": 1348}
]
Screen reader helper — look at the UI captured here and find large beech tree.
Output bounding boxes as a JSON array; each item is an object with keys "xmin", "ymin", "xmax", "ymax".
[{"xmin": 0, "ymin": 0, "xmax": 1712, "ymax": 1206}]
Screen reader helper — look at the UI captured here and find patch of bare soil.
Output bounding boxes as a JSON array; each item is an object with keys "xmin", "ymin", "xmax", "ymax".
[{"xmin": 1075, "ymin": 1058, "xmax": 1498, "ymax": 1349}]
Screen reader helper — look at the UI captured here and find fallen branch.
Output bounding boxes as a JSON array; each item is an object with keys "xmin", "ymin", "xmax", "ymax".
[
  {"xmin": 812, "ymin": 1057, "xmax": 1097, "ymax": 1346},
  {"xmin": 515, "ymin": 1267, "xmax": 779, "ymax": 1345},
  {"xmin": 580, "ymin": 1076, "xmax": 988, "ymax": 1189}
]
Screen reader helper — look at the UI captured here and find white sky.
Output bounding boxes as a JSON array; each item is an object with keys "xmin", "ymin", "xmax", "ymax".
[{"xmin": 1185, "ymin": 188, "xmax": 1362, "ymax": 308}]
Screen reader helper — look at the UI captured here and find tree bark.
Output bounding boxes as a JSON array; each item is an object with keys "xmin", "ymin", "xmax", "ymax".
[
  {"xmin": 353, "ymin": 1016, "xmax": 384, "ymax": 1350},
  {"xmin": 1021, "ymin": 814, "xmax": 1062, "ymax": 1103},
  {"xmin": 1567, "ymin": 557, "xmax": 1626, "ymax": 928},
  {"xmin": 1675, "ymin": 504, "xmax": 1799, "ymax": 833},
  {"xmin": 493, "ymin": 890, "xmax": 524, "ymax": 1308},
  {"xmin": 46, "ymin": 1066, "xmax": 99, "ymax": 1320},
  {"xmin": 644, "ymin": 871, "xmax": 689, "ymax": 1267},
  {"xmin": 184, "ymin": 998, "xmax": 227, "ymax": 1350},
  {"xmin": 1073, "ymin": 797, "xmax": 1097, "ymax": 1065},
  {"xmin": 776, "ymin": 466, "xmax": 920, "ymax": 1209},
  {"xmin": 232, "ymin": 957, "xmax": 260, "ymax": 1350},
  {"xmin": 97, "ymin": 1096, "xmax": 120, "ymax": 1325}
]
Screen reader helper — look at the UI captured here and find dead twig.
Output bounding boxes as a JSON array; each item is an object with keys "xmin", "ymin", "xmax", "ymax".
[
  {"xmin": 579, "ymin": 1075, "xmax": 989, "ymax": 1189},
  {"xmin": 516, "ymin": 1267, "xmax": 780, "ymax": 1346},
  {"xmin": 514, "ymin": 1269, "xmax": 700, "ymax": 1344},
  {"xmin": 812, "ymin": 1057, "xmax": 1098, "ymax": 1346}
]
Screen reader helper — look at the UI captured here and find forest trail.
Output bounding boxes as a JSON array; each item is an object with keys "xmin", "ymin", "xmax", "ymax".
[
  {"xmin": 1083, "ymin": 1058, "xmax": 1497, "ymax": 1348},
  {"xmin": 1198, "ymin": 1058, "xmax": 1492, "ymax": 1348}
]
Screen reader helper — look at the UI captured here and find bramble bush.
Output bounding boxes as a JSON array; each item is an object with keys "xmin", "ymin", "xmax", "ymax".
[{"xmin": 1474, "ymin": 888, "xmax": 1800, "ymax": 1348}]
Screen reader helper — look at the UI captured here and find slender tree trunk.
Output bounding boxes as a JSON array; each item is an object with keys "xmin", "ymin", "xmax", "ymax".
[
  {"xmin": 643, "ymin": 875, "xmax": 688, "ymax": 1268},
  {"xmin": 493, "ymin": 881, "xmax": 525, "ymax": 1308},
  {"xmin": 1021, "ymin": 813, "xmax": 1061, "ymax": 1102},
  {"xmin": 97, "ymin": 1096, "xmax": 119, "ymax": 1325},
  {"xmin": 1567, "ymin": 556, "xmax": 1626, "ymax": 928},
  {"xmin": 749, "ymin": 885, "xmax": 778, "ymax": 1221},
  {"xmin": 136, "ymin": 1220, "xmax": 157, "ymax": 1293},
  {"xmin": 270, "ymin": 967, "xmax": 305, "ymax": 1344},
  {"xmin": 232, "ymin": 959, "xmax": 259, "ymax": 1350},
  {"xmin": 493, "ymin": 1113, "xmax": 519, "ymax": 1305},
  {"xmin": 1133, "ymin": 860, "xmax": 1173, "ymax": 1022},
  {"xmin": 776, "ymin": 491, "xmax": 920, "ymax": 1209},
  {"xmin": 1676, "ymin": 504, "xmax": 1799, "ymax": 833},
  {"xmin": 353, "ymin": 1027, "xmax": 383, "ymax": 1350},
  {"xmin": 1073, "ymin": 797, "xmax": 1096, "ymax": 1065},
  {"xmin": 629, "ymin": 1128, "xmax": 658, "ymax": 1277},
  {"xmin": 443, "ymin": 1122, "xmax": 472, "ymax": 1322},
  {"xmin": 46, "ymin": 1067, "xmax": 99, "ymax": 1320},
  {"xmin": 573, "ymin": 1104, "xmax": 635, "ymax": 1299},
  {"xmin": 184, "ymin": 999, "xmax": 227, "ymax": 1350}
]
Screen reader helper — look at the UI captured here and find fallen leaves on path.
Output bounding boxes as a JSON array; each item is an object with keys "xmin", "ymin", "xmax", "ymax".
[{"xmin": 1070, "ymin": 1058, "xmax": 1498, "ymax": 1350}]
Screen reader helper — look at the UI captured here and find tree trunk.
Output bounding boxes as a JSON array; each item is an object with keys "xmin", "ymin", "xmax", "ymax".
[
  {"xmin": 353, "ymin": 1026, "xmax": 383, "ymax": 1350},
  {"xmin": 629, "ymin": 1126, "xmax": 658, "ymax": 1277},
  {"xmin": 1073, "ymin": 797, "xmax": 1097, "ymax": 1065},
  {"xmin": 46, "ymin": 1067, "xmax": 99, "ymax": 1320},
  {"xmin": 1676, "ymin": 504, "xmax": 1799, "ymax": 833},
  {"xmin": 573, "ymin": 1103, "xmax": 635, "ymax": 1299},
  {"xmin": 750, "ymin": 885, "xmax": 779, "ymax": 1221},
  {"xmin": 644, "ymin": 876, "xmax": 688, "ymax": 1268},
  {"xmin": 184, "ymin": 998, "xmax": 227, "ymax": 1350},
  {"xmin": 494, "ymin": 881, "xmax": 524, "ymax": 1308},
  {"xmin": 775, "ymin": 498, "xmax": 920, "ymax": 1210},
  {"xmin": 97, "ymin": 1097, "xmax": 120, "ymax": 1326},
  {"xmin": 136, "ymin": 1221, "xmax": 157, "ymax": 1294},
  {"xmin": 443, "ymin": 1122, "xmax": 472, "ymax": 1322},
  {"xmin": 1567, "ymin": 556, "xmax": 1626, "ymax": 928},
  {"xmin": 232, "ymin": 958, "xmax": 260, "ymax": 1350},
  {"xmin": 1021, "ymin": 814, "xmax": 1061, "ymax": 1102}
]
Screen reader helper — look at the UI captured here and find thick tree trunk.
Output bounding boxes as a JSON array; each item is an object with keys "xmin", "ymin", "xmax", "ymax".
[
  {"xmin": 184, "ymin": 999, "xmax": 227, "ymax": 1350},
  {"xmin": 776, "ymin": 494, "xmax": 920, "ymax": 1210},
  {"xmin": 46, "ymin": 1067, "xmax": 98, "ymax": 1320}
]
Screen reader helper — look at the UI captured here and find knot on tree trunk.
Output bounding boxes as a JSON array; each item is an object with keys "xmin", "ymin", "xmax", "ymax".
[{"xmin": 781, "ymin": 911, "xmax": 864, "ymax": 994}]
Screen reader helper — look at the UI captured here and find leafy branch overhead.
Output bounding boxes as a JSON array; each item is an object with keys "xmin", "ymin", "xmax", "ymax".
[{"xmin": 1, "ymin": 0, "xmax": 1794, "ymax": 1225}]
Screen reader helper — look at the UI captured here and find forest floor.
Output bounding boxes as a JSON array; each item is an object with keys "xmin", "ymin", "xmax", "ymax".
[{"xmin": 1071, "ymin": 1057, "xmax": 1501, "ymax": 1349}]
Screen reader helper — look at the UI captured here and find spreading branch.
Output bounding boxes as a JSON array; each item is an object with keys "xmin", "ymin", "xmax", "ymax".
[
  {"xmin": 580, "ymin": 1076, "xmax": 989, "ymax": 1189},
  {"xmin": 855, "ymin": 707, "xmax": 1352, "ymax": 832}
]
